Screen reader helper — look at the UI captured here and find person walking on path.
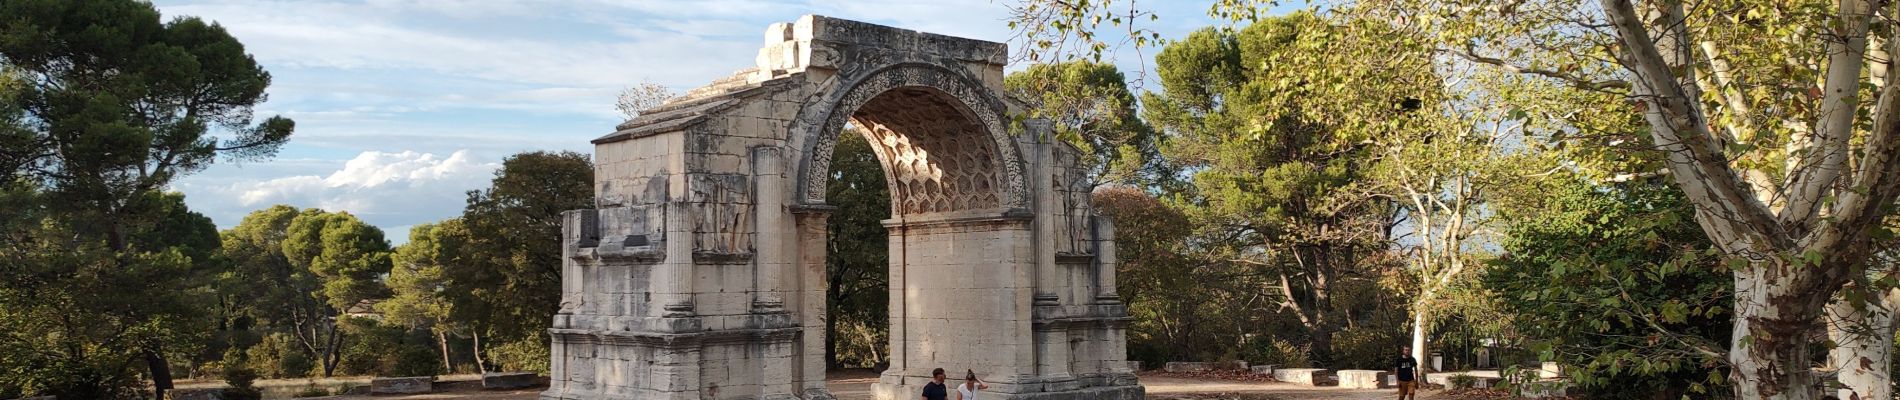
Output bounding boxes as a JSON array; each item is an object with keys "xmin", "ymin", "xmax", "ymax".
[
  {"xmin": 957, "ymin": 369, "xmax": 989, "ymax": 400},
  {"xmin": 922, "ymin": 368, "xmax": 949, "ymax": 400},
  {"xmin": 1393, "ymin": 346, "xmax": 1420, "ymax": 400}
]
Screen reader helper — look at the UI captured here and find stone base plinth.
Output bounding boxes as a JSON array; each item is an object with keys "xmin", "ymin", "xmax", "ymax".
[{"xmin": 1272, "ymin": 368, "xmax": 1329, "ymax": 386}]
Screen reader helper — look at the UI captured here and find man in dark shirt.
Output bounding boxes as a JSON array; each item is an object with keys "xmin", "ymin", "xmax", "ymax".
[
  {"xmin": 922, "ymin": 368, "xmax": 948, "ymax": 400},
  {"xmin": 1393, "ymin": 346, "xmax": 1419, "ymax": 400}
]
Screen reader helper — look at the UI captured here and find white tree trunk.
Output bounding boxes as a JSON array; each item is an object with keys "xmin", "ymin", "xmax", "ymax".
[
  {"xmin": 1828, "ymin": 288, "xmax": 1898, "ymax": 400},
  {"xmin": 1412, "ymin": 308, "xmax": 1428, "ymax": 372},
  {"xmin": 1730, "ymin": 264, "xmax": 1824, "ymax": 400}
]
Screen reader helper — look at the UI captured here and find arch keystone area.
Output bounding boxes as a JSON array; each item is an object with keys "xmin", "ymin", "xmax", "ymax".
[{"xmin": 548, "ymin": 15, "xmax": 1141, "ymax": 400}]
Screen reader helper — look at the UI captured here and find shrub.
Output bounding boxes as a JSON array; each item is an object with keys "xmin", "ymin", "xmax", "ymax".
[
  {"xmin": 1448, "ymin": 374, "xmax": 1478, "ymax": 389},
  {"xmin": 1246, "ymin": 338, "xmax": 1310, "ymax": 368},
  {"xmin": 245, "ymin": 333, "xmax": 312, "ymax": 379},
  {"xmin": 221, "ymin": 364, "xmax": 258, "ymax": 389},
  {"xmin": 335, "ymin": 317, "xmax": 443, "ymax": 377},
  {"xmin": 488, "ymin": 337, "xmax": 550, "ymax": 374},
  {"xmin": 1330, "ymin": 327, "xmax": 1398, "ymax": 369}
]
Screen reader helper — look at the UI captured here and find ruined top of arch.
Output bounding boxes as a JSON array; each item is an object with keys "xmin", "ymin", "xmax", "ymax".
[{"xmin": 754, "ymin": 15, "xmax": 1008, "ymax": 78}]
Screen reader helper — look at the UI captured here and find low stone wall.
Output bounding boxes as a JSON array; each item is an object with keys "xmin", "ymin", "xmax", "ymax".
[
  {"xmin": 370, "ymin": 376, "xmax": 434, "ymax": 394},
  {"xmin": 1272, "ymin": 368, "xmax": 1330, "ymax": 386},
  {"xmin": 482, "ymin": 372, "xmax": 539, "ymax": 389},
  {"xmin": 1336, "ymin": 370, "xmax": 1389, "ymax": 389},
  {"xmin": 1163, "ymin": 362, "xmax": 1214, "ymax": 373},
  {"xmin": 1425, "ymin": 371, "xmax": 1501, "ymax": 389}
]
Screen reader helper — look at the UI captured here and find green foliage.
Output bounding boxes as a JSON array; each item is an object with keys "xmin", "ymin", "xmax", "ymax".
[
  {"xmin": 1246, "ymin": 338, "xmax": 1311, "ymax": 369},
  {"xmin": 1004, "ymin": 61, "xmax": 1167, "ymax": 187},
  {"xmin": 487, "ymin": 336, "xmax": 550, "ymax": 374},
  {"xmin": 1330, "ymin": 326, "xmax": 1399, "ymax": 370},
  {"xmin": 284, "ymin": 210, "xmax": 393, "ymax": 311},
  {"xmin": 1093, "ymin": 186, "xmax": 1234, "ymax": 365},
  {"xmin": 1141, "ymin": 12, "xmax": 1417, "ymax": 366},
  {"xmin": 446, "ymin": 151, "xmax": 592, "ymax": 349},
  {"xmin": 0, "ymin": 0, "xmax": 292, "ymax": 393},
  {"xmin": 1448, "ymin": 374, "xmax": 1478, "ymax": 389},
  {"xmin": 222, "ymin": 363, "xmax": 258, "ymax": 389},
  {"xmin": 244, "ymin": 333, "xmax": 312, "ymax": 379},
  {"xmin": 0, "ymin": 186, "xmax": 221, "ymax": 398},
  {"xmin": 1485, "ymin": 178, "xmax": 1730, "ymax": 398},
  {"xmin": 825, "ymin": 131, "xmax": 890, "ymax": 369},
  {"xmin": 335, "ymin": 317, "xmax": 439, "ymax": 377}
]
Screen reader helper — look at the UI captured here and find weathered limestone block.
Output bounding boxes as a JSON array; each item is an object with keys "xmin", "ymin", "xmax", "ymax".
[
  {"xmin": 370, "ymin": 376, "xmax": 434, "ymax": 394},
  {"xmin": 1539, "ymin": 361, "xmax": 1563, "ymax": 379},
  {"xmin": 1425, "ymin": 371, "xmax": 1502, "ymax": 389},
  {"xmin": 1250, "ymin": 365, "xmax": 1275, "ymax": 375},
  {"xmin": 1163, "ymin": 362, "xmax": 1214, "ymax": 373},
  {"xmin": 484, "ymin": 372, "xmax": 540, "ymax": 389},
  {"xmin": 1336, "ymin": 370, "xmax": 1390, "ymax": 389},
  {"xmin": 1272, "ymin": 368, "xmax": 1330, "ymax": 386}
]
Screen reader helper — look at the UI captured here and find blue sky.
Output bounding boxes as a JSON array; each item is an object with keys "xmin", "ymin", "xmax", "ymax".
[{"xmin": 152, "ymin": 0, "xmax": 1295, "ymax": 243}]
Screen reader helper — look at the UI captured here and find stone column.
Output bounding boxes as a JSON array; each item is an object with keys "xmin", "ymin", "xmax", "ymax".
[
  {"xmin": 1092, "ymin": 215, "xmax": 1120, "ymax": 304},
  {"xmin": 752, "ymin": 147, "xmax": 788, "ymax": 313},
  {"xmin": 1025, "ymin": 120, "xmax": 1060, "ymax": 306},
  {"xmin": 790, "ymin": 206, "xmax": 835, "ymax": 397}
]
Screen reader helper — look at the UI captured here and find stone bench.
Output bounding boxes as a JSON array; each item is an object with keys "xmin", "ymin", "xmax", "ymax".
[
  {"xmin": 483, "ymin": 372, "xmax": 539, "ymax": 389},
  {"xmin": 1163, "ymin": 362, "xmax": 1214, "ymax": 373},
  {"xmin": 1425, "ymin": 371, "xmax": 1502, "ymax": 389},
  {"xmin": 370, "ymin": 376, "xmax": 434, "ymax": 394},
  {"xmin": 1336, "ymin": 370, "xmax": 1390, "ymax": 389},
  {"xmin": 1272, "ymin": 368, "xmax": 1330, "ymax": 386}
]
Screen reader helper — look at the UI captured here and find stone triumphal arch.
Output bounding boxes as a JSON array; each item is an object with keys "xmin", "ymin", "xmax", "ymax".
[{"xmin": 544, "ymin": 15, "xmax": 1141, "ymax": 400}]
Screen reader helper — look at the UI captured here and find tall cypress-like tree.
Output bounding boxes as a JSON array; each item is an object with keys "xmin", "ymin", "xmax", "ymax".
[{"xmin": 0, "ymin": 0, "xmax": 292, "ymax": 396}]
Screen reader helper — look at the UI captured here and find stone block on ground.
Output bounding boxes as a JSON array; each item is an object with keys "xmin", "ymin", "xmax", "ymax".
[
  {"xmin": 11, "ymin": 397, "xmax": 55, "ymax": 400},
  {"xmin": 1337, "ymin": 370, "xmax": 1390, "ymax": 389},
  {"xmin": 1250, "ymin": 365, "xmax": 1274, "ymax": 375},
  {"xmin": 1539, "ymin": 361, "xmax": 1563, "ymax": 379},
  {"xmin": 482, "ymin": 372, "xmax": 540, "ymax": 389},
  {"xmin": 370, "ymin": 376, "xmax": 434, "ymax": 394},
  {"xmin": 1426, "ymin": 371, "xmax": 1502, "ymax": 389},
  {"xmin": 1272, "ymin": 368, "xmax": 1330, "ymax": 386},
  {"xmin": 1163, "ymin": 362, "xmax": 1214, "ymax": 373}
]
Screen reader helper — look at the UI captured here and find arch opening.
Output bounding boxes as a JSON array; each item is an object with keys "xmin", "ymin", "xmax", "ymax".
[{"xmin": 847, "ymin": 86, "xmax": 1005, "ymax": 216}]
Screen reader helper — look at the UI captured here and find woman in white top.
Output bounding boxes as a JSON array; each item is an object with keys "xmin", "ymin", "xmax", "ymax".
[{"xmin": 957, "ymin": 369, "xmax": 988, "ymax": 400}]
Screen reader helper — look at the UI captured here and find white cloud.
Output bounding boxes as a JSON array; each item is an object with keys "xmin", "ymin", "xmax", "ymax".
[{"xmin": 179, "ymin": 150, "xmax": 500, "ymax": 238}]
